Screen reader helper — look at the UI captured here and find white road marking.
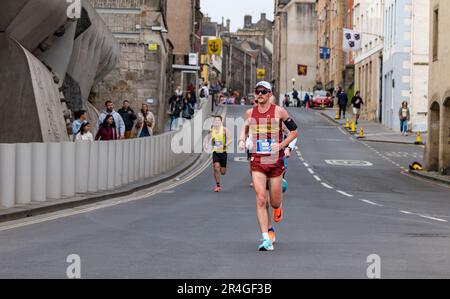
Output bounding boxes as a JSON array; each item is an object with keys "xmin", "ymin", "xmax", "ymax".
[
  {"xmin": 313, "ymin": 175, "xmax": 322, "ymax": 182},
  {"xmin": 336, "ymin": 190, "xmax": 353, "ymax": 198},
  {"xmin": 304, "ymin": 162, "xmax": 309, "ymax": 167},
  {"xmin": 360, "ymin": 199, "xmax": 384, "ymax": 207},
  {"xmin": 321, "ymin": 183, "xmax": 334, "ymax": 189},
  {"xmin": 401, "ymin": 211, "xmax": 413, "ymax": 215},
  {"xmin": 307, "ymin": 168, "xmax": 315, "ymax": 175},
  {"xmin": 418, "ymin": 215, "xmax": 448, "ymax": 223}
]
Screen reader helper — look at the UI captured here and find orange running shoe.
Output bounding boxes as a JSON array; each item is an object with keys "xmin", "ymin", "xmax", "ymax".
[
  {"xmin": 273, "ymin": 206, "xmax": 283, "ymax": 223},
  {"xmin": 268, "ymin": 228, "xmax": 276, "ymax": 244},
  {"xmin": 214, "ymin": 186, "xmax": 221, "ymax": 192}
]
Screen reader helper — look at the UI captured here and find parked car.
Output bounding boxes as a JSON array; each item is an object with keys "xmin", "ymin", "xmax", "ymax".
[{"xmin": 312, "ymin": 90, "xmax": 333, "ymax": 108}]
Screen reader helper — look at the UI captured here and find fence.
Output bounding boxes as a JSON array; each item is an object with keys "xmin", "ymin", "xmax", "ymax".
[{"xmin": 0, "ymin": 101, "xmax": 210, "ymax": 209}]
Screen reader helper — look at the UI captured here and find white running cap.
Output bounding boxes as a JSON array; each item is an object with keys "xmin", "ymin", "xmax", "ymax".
[{"xmin": 255, "ymin": 81, "xmax": 272, "ymax": 91}]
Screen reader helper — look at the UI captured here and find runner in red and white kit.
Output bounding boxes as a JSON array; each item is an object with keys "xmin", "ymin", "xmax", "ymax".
[{"xmin": 239, "ymin": 81, "xmax": 298, "ymax": 251}]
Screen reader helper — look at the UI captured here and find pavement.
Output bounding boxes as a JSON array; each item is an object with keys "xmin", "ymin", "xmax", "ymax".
[
  {"xmin": 320, "ymin": 108, "xmax": 427, "ymax": 145},
  {"xmin": 319, "ymin": 107, "xmax": 449, "ymax": 185},
  {"xmin": 0, "ymin": 106, "xmax": 449, "ymax": 279}
]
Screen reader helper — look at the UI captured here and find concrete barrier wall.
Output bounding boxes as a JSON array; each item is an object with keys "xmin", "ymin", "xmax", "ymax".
[{"xmin": 0, "ymin": 101, "xmax": 210, "ymax": 209}]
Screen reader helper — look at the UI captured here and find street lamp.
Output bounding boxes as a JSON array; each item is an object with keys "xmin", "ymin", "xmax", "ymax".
[{"xmin": 292, "ymin": 78, "xmax": 296, "ymax": 88}]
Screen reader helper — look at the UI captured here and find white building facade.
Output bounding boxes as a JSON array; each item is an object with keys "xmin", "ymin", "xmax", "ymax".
[{"xmin": 382, "ymin": 0, "xmax": 430, "ymax": 132}]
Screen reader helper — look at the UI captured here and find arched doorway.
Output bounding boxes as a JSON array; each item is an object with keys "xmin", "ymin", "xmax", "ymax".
[
  {"xmin": 442, "ymin": 98, "xmax": 450, "ymax": 174},
  {"xmin": 426, "ymin": 101, "xmax": 440, "ymax": 171}
]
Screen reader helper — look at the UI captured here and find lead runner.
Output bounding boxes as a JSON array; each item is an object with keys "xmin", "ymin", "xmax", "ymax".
[{"xmin": 239, "ymin": 81, "xmax": 299, "ymax": 251}]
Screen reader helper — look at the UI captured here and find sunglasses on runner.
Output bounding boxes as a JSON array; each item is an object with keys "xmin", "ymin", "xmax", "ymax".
[{"xmin": 255, "ymin": 89, "xmax": 270, "ymax": 95}]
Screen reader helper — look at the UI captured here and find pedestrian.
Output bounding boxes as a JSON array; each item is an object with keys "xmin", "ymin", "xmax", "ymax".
[
  {"xmin": 75, "ymin": 122, "xmax": 94, "ymax": 141},
  {"xmin": 97, "ymin": 100, "xmax": 126, "ymax": 139},
  {"xmin": 186, "ymin": 92, "xmax": 197, "ymax": 111},
  {"xmin": 200, "ymin": 82, "xmax": 209, "ymax": 106},
  {"xmin": 304, "ymin": 93, "xmax": 310, "ymax": 108},
  {"xmin": 182, "ymin": 97, "xmax": 194, "ymax": 119},
  {"xmin": 72, "ymin": 110, "xmax": 88, "ymax": 141},
  {"xmin": 284, "ymin": 94, "xmax": 290, "ymax": 107},
  {"xmin": 175, "ymin": 86, "xmax": 183, "ymax": 97},
  {"xmin": 95, "ymin": 115, "xmax": 119, "ymax": 141},
  {"xmin": 399, "ymin": 101, "xmax": 411, "ymax": 136},
  {"xmin": 351, "ymin": 91, "xmax": 364, "ymax": 125},
  {"xmin": 117, "ymin": 100, "xmax": 137, "ymax": 139},
  {"xmin": 292, "ymin": 89, "xmax": 299, "ymax": 107},
  {"xmin": 168, "ymin": 93, "xmax": 182, "ymax": 130},
  {"xmin": 134, "ymin": 103, "xmax": 155, "ymax": 138},
  {"xmin": 337, "ymin": 88, "xmax": 349, "ymax": 118}
]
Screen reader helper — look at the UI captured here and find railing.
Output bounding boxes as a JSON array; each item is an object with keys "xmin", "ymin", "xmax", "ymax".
[{"xmin": 0, "ymin": 101, "xmax": 210, "ymax": 209}]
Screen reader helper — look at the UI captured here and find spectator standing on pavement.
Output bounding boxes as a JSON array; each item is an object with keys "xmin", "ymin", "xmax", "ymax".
[
  {"xmin": 117, "ymin": 100, "xmax": 137, "ymax": 139},
  {"xmin": 292, "ymin": 88, "xmax": 300, "ymax": 107},
  {"xmin": 134, "ymin": 103, "xmax": 155, "ymax": 138},
  {"xmin": 304, "ymin": 93, "xmax": 310, "ymax": 108},
  {"xmin": 351, "ymin": 91, "xmax": 364, "ymax": 125},
  {"xmin": 337, "ymin": 88, "xmax": 349, "ymax": 119},
  {"xmin": 75, "ymin": 122, "xmax": 94, "ymax": 141},
  {"xmin": 72, "ymin": 110, "xmax": 88, "ymax": 141},
  {"xmin": 175, "ymin": 86, "xmax": 183, "ymax": 97},
  {"xmin": 284, "ymin": 94, "xmax": 291, "ymax": 107},
  {"xmin": 182, "ymin": 97, "xmax": 195, "ymax": 119},
  {"xmin": 200, "ymin": 83, "xmax": 209, "ymax": 107},
  {"xmin": 169, "ymin": 93, "xmax": 182, "ymax": 130},
  {"xmin": 97, "ymin": 101, "xmax": 126, "ymax": 139},
  {"xmin": 95, "ymin": 115, "xmax": 119, "ymax": 141},
  {"xmin": 399, "ymin": 101, "xmax": 411, "ymax": 136}
]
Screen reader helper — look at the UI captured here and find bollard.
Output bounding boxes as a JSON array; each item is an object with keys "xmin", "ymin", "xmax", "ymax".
[
  {"xmin": 88, "ymin": 141, "xmax": 99, "ymax": 193},
  {"xmin": 350, "ymin": 120, "xmax": 357, "ymax": 134},
  {"xmin": 335, "ymin": 109, "xmax": 341, "ymax": 120},
  {"xmin": 31, "ymin": 143, "xmax": 47, "ymax": 202},
  {"xmin": 358, "ymin": 128, "xmax": 365, "ymax": 139},
  {"xmin": 415, "ymin": 131, "xmax": 424, "ymax": 145},
  {"xmin": 345, "ymin": 118, "xmax": 350, "ymax": 129},
  {"xmin": 47, "ymin": 143, "xmax": 62, "ymax": 200},
  {"xmin": 16, "ymin": 143, "xmax": 32, "ymax": 205},
  {"xmin": 0, "ymin": 144, "xmax": 16, "ymax": 208},
  {"xmin": 61, "ymin": 142, "xmax": 76, "ymax": 198}
]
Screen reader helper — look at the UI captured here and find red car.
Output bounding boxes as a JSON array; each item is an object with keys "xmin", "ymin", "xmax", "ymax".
[{"xmin": 312, "ymin": 90, "xmax": 333, "ymax": 108}]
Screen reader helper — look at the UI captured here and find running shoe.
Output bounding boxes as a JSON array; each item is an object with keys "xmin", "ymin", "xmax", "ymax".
[
  {"xmin": 273, "ymin": 206, "xmax": 283, "ymax": 223},
  {"xmin": 258, "ymin": 239, "xmax": 274, "ymax": 251},
  {"xmin": 214, "ymin": 186, "xmax": 221, "ymax": 192},
  {"xmin": 268, "ymin": 228, "xmax": 276, "ymax": 244}
]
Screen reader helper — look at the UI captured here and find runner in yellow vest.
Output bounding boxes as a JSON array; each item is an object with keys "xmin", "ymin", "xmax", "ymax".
[{"xmin": 207, "ymin": 116, "xmax": 231, "ymax": 192}]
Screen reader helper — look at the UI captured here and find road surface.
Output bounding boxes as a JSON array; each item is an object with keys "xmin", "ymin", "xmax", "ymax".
[{"xmin": 0, "ymin": 105, "xmax": 449, "ymax": 279}]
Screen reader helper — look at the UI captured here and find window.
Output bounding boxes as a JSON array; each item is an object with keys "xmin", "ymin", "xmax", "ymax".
[{"xmin": 433, "ymin": 8, "xmax": 439, "ymax": 61}]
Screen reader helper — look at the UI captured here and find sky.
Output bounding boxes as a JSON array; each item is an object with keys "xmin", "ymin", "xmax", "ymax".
[{"xmin": 201, "ymin": 0, "xmax": 275, "ymax": 32}]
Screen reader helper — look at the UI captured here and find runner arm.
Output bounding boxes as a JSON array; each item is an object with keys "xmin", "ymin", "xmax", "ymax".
[
  {"xmin": 239, "ymin": 109, "xmax": 252, "ymax": 150},
  {"xmin": 278, "ymin": 107, "xmax": 298, "ymax": 149}
]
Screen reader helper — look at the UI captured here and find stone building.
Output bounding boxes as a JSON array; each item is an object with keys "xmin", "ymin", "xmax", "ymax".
[
  {"xmin": 0, "ymin": 0, "xmax": 119, "ymax": 142},
  {"xmin": 273, "ymin": 0, "xmax": 317, "ymax": 98},
  {"xmin": 166, "ymin": 0, "xmax": 203, "ymax": 95},
  {"xmin": 89, "ymin": 0, "xmax": 173, "ymax": 134},
  {"xmin": 200, "ymin": 16, "xmax": 224, "ymax": 86},
  {"xmin": 425, "ymin": 0, "xmax": 450, "ymax": 174},
  {"xmin": 353, "ymin": 0, "xmax": 384, "ymax": 122},
  {"xmin": 316, "ymin": 0, "xmax": 350, "ymax": 93}
]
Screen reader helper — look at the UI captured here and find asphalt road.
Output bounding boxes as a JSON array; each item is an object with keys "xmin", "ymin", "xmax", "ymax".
[{"xmin": 0, "ymin": 105, "xmax": 449, "ymax": 279}]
